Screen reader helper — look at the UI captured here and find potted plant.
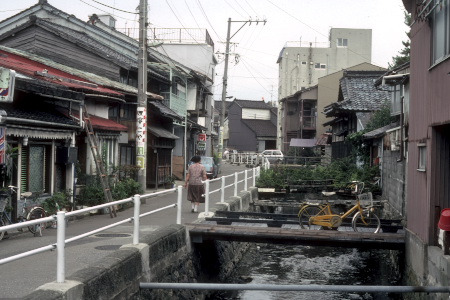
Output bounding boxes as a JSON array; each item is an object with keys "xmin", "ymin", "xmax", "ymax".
[{"xmin": 164, "ymin": 175, "xmax": 177, "ymax": 189}]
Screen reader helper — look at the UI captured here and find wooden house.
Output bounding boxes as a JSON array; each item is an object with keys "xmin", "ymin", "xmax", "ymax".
[{"xmin": 323, "ymin": 70, "xmax": 390, "ymax": 159}]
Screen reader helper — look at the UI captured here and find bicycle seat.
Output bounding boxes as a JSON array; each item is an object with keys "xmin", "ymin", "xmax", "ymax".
[
  {"xmin": 322, "ymin": 191, "xmax": 336, "ymax": 197},
  {"xmin": 21, "ymin": 192, "xmax": 32, "ymax": 198}
]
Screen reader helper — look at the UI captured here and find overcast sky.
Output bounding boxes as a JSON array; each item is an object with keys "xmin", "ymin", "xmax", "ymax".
[{"xmin": 0, "ymin": 1, "xmax": 409, "ymax": 103}]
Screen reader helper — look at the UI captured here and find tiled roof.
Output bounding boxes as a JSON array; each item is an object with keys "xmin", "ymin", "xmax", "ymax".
[
  {"xmin": 0, "ymin": 103, "xmax": 79, "ymax": 127},
  {"xmin": 148, "ymin": 101, "xmax": 183, "ymax": 121},
  {"xmin": 87, "ymin": 114, "xmax": 127, "ymax": 132},
  {"xmin": 0, "ymin": 48, "xmax": 124, "ymax": 97},
  {"xmin": 234, "ymin": 99, "xmax": 274, "ymax": 109},
  {"xmin": 241, "ymin": 119, "xmax": 276, "ymax": 137},
  {"xmin": 0, "ymin": 45, "xmax": 162, "ymax": 100},
  {"xmin": 62, "ymin": 110, "xmax": 126, "ymax": 132},
  {"xmin": 324, "ymin": 71, "xmax": 390, "ymax": 116},
  {"xmin": 363, "ymin": 122, "xmax": 400, "ymax": 139}
]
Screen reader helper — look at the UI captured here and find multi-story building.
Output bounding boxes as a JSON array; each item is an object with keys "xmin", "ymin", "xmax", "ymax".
[
  {"xmin": 278, "ymin": 63, "xmax": 386, "ymax": 153},
  {"xmin": 277, "ymin": 28, "xmax": 372, "ymax": 100}
]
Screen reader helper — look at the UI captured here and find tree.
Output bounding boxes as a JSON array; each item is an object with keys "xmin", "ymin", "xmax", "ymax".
[{"xmin": 389, "ymin": 11, "xmax": 411, "ymax": 69}]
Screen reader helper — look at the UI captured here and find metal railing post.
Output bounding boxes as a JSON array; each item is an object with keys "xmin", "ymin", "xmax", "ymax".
[
  {"xmin": 234, "ymin": 172, "xmax": 238, "ymax": 196},
  {"xmin": 244, "ymin": 170, "xmax": 248, "ymax": 191},
  {"xmin": 56, "ymin": 211, "xmax": 66, "ymax": 283},
  {"xmin": 177, "ymin": 186, "xmax": 182, "ymax": 224},
  {"xmin": 221, "ymin": 176, "xmax": 225, "ymax": 203},
  {"xmin": 133, "ymin": 194, "xmax": 140, "ymax": 245},
  {"xmin": 204, "ymin": 180, "xmax": 210, "ymax": 214},
  {"xmin": 252, "ymin": 168, "xmax": 256, "ymax": 187}
]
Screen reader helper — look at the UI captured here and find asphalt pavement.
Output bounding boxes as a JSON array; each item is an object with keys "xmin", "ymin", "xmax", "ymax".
[{"xmin": 0, "ymin": 161, "xmax": 253, "ymax": 299}]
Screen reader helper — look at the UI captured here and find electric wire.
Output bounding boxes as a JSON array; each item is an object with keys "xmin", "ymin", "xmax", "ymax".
[
  {"xmin": 224, "ymin": 0, "xmax": 246, "ymax": 19},
  {"xmin": 89, "ymin": 0, "xmax": 138, "ymax": 14},
  {"xmin": 196, "ymin": 0, "xmax": 223, "ymax": 42},
  {"xmin": 265, "ymin": 0, "xmax": 381, "ymax": 67},
  {"xmin": 79, "ymin": 0, "xmax": 138, "ymax": 22}
]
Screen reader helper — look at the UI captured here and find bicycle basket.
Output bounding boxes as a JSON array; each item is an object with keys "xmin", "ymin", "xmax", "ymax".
[
  {"xmin": 357, "ymin": 192, "xmax": 373, "ymax": 207},
  {"xmin": 0, "ymin": 199, "xmax": 7, "ymax": 213}
]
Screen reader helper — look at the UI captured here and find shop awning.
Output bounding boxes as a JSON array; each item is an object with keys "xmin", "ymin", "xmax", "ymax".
[{"xmin": 148, "ymin": 125, "xmax": 179, "ymax": 139}]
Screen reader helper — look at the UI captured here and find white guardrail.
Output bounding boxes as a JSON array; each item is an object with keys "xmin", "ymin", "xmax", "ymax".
[{"xmin": 0, "ymin": 166, "xmax": 263, "ymax": 283}]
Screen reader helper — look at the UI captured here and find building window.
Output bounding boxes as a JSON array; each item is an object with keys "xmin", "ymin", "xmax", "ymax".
[
  {"xmin": 100, "ymin": 138, "xmax": 117, "ymax": 174},
  {"xmin": 337, "ymin": 38, "xmax": 348, "ymax": 47},
  {"xmin": 315, "ymin": 63, "xmax": 327, "ymax": 69},
  {"xmin": 390, "ymin": 85, "xmax": 402, "ymax": 116},
  {"xmin": 301, "ymin": 61, "xmax": 307, "ymax": 65},
  {"xmin": 418, "ymin": 143, "xmax": 426, "ymax": 171},
  {"xmin": 432, "ymin": 0, "xmax": 449, "ymax": 64},
  {"xmin": 21, "ymin": 145, "xmax": 51, "ymax": 192}
]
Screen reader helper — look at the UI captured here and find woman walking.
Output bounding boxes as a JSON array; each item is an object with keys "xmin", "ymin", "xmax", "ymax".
[{"xmin": 185, "ymin": 155, "xmax": 207, "ymax": 212}]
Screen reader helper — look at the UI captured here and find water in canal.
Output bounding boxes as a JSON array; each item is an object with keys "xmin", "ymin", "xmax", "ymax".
[{"xmin": 210, "ymin": 243, "xmax": 402, "ymax": 300}]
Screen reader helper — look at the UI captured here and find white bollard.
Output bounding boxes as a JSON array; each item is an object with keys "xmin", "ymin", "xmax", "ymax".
[
  {"xmin": 234, "ymin": 173, "xmax": 238, "ymax": 196},
  {"xmin": 204, "ymin": 180, "xmax": 210, "ymax": 215},
  {"xmin": 221, "ymin": 176, "xmax": 225, "ymax": 203},
  {"xmin": 177, "ymin": 186, "xmax": 182, "ymax": 224},
  {"xmin": 133, "ymin": 194, "xmax": 140, "ymax": 245},
  {"xmin": 56, "ymin": 211, "xmax": 66, "ymax": 283},
  {"xmin": 245, "ymin": 169, "xmax": 248, "ymax": 191}
]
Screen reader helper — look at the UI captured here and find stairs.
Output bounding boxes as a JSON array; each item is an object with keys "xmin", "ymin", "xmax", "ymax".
[{"xmin": 81, "ymin": 105, "xmax": 116, "ymax": 218}]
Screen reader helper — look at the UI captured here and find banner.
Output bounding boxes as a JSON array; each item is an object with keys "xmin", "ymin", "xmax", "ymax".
[{"xmin": 136, "ymin": 107, "xmax": 146, "ymax": 169}]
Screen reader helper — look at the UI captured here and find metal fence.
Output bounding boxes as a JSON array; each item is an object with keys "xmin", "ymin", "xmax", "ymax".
[{"xmin": 0, "ymin": 167, "xmax": 260, "ymax": 283}]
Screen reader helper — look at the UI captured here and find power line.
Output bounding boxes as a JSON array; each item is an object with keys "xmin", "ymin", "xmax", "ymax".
[
  {"xmin": 89, "ymin": 0, "xmax": 138, "ymax": 14},
  {"xmin": 196, "ymin": 0, "xmax": 223, "ymax": 42},
  {"xmin": 78, "ymin": 0, "xmax": 138, "ymax": 22},
  {"xmin": 265, "ymin": 0, "xmax": 375, "ymax": 66}
]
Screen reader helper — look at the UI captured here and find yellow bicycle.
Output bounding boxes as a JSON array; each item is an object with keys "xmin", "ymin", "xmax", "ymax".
[{"xmin": 298, "ymin": 181, "xmax": 381, "ymax": 233}]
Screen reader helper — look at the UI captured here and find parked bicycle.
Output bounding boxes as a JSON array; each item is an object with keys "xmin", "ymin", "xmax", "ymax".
[
  {"xmin": 298, "ymin": 181, "xmax": 381, "ymax": 233},
  {"xmin": 0, "ymin": 186, "xmax": 48, "ymax": 240}
]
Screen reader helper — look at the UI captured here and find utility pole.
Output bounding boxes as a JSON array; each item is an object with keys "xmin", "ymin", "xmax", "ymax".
[
  {"xmin": 219, "ymin": 17, "xmax": 266, "ymax": 165},
  {"xmin": 136, "ymin": 0, "xmax": 148, "ymax": 190},
  {"xmin": 218, "ymin": 18, "xmax": 232, "ymax": 163}
]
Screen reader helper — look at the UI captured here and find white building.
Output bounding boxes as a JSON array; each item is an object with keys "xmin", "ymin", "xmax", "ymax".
[{"xmin": 277, "ymin": 28, "xmax": 372, "ymax": 100}]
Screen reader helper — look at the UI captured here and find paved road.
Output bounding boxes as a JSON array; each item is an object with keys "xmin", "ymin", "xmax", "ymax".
[{"xmin": 0, "ymin": 162, "xmax": 253, "ymax": 299}]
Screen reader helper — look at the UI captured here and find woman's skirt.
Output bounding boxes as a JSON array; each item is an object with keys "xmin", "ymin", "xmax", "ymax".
[{"xmin": 187, "ymin": 184, "xmax": 205, "ymax": 203}]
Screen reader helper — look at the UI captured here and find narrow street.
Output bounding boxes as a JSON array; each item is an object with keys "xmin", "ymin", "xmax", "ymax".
[{"xmin": 0, "ymin": 162, "xmax": 250, "ymax": 299}]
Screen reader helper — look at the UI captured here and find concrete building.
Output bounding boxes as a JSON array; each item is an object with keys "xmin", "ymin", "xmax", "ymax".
[
  {"xmin": 277, "ymin": 28, "xmax": 372, "ymax": 100},
  {"xmin": 277, "ymin": 63, "xmax": 386, "ymax": 153}
]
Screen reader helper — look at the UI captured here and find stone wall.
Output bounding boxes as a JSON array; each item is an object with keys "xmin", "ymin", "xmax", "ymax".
[
  {"xmin": 381, "ymin": 150, "xmax": 406, "ymax": 218},
  {"xmin": 24, "ymin": 187, "xmax": 257, "ymax": 299}
]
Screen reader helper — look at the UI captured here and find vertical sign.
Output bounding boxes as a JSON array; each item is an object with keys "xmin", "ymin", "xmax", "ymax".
[
  {"xmin": 0, "ymin": 127, "xmax": 5, "ymax": 164},
  {"xmin": 0, "ymin": 68, "xmax": 15, "ymax": 103},
  {"xmin": 136, "ymin": 107, "xmax": 146, "ymax": 169},
  {"xmin": 218, "ymin": 126, "xmax": 223, "ymax": 158}
]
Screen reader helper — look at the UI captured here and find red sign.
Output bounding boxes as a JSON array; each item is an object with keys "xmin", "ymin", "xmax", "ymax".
[{"xmin": 198, "ymin": 133, "xmax": 206, "ymax": 141}]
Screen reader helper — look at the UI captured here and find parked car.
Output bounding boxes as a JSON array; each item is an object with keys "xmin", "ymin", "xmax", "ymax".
[
  {"xmin": 188, "ymin": 156, "xmax": 220, "ymax": 179},
  {"xmin": 257, "ymin": 149, "xmax": 284, "ymax": 163}
]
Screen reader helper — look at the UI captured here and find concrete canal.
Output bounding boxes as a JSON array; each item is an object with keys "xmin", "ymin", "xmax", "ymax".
[{"xmin": 210, "ymin": 244, "xmax": 403, "ymax": 300}]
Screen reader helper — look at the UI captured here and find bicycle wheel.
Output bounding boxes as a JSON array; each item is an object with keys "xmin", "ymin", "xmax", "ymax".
[
  {"xmin": 298, "ymin": 205, "xmax": 324, "ymax": 229},
  {"xmin": 352, "ymin": 210, "xmax": 381, "ymax": 233},
  {"xmin": 27, "ymin": 207, "xmax": 47, "ymax": 236}
]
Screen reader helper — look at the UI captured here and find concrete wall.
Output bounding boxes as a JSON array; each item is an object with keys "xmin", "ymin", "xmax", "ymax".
[
  {"xmin": 404, "ymin": 230, "xmax": 450, "ymax": 300},
  {"xmin": 24, "ymin": 187, "xmax": 257, "ymax": 300}
]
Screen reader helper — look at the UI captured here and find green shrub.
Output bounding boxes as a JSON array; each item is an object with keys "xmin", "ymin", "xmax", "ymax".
[
  {"xmin": 256, "ymin": 157, "xmax": 381, "ymax": 193},
  {"xmin": 77, "ymin": 177, "xmax": 104, "ymax": 207},
  {"xmin": 42, "ymin": 190, "xmax": 71, "ymax": 215},
  {"xmin": 111, "ymin": 178, "xmax": 143, "ymax": 200}
]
